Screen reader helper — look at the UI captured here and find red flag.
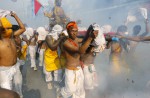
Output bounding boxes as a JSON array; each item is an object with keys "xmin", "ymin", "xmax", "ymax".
[{"xmin": 34, "ymin": 0, "xmax": 42, "ymax": 15}]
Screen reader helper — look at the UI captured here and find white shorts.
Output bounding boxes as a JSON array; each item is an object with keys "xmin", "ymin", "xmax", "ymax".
[
  {"xmin": 83, "ymin": 64, "xmax": 98, "ymax": 90},
  {"xmin": 61, "ymin": 66, "xmax": 85, "ymax": 98},
  {"xmin": 0, "ymin": 62, "xmax": 20, "ymax": 90}
]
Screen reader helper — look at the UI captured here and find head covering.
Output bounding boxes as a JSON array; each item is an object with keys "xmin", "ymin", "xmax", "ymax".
[
  {"xmin": 23, "ymin": 27, "xmax": 34, "ymax": 40},
  {"xmin": 48, "ymin": 24, "xmax": 63, "ymax": 40},
  {"xmin": 37, "ymin": 27, "xmax": 48, "ymax": 41},
  {"xmin": 0, "ymin": 17, "xmax": 12, "ymax": 28},
  {"xmin": 92, "ymin": 23, "xmax": 100, "ymax": 31},
  {"xmin": 66, "ymin": 21, "xmax": 78, "ymax": 30},
  {"xmin": 52, "ymin": 24, "xmax": 63, "ymax": 34},
  {"xmin": 0, "ymin": 17, "xmax": 13, "ymax": 38},
  {"xmin": 90, "ymin": 23, "xmax": 106, "ymax": 53}
]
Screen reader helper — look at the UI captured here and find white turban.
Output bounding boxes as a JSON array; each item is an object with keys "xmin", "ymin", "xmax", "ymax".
[
  {"xmin": 37, "ymin": 27, "xmax": 48, "ymax": 41},
  {"xmin": 23, "ymin": 27, "xmax": 34, "ymax": 40},
  {"xmin": 48, "ymin": 24, "xmax": 63, "ymax": 40}
]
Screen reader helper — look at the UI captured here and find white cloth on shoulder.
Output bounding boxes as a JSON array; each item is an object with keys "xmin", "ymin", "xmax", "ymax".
[
  {"xmin": 23, "ymin": 27, "xmax": 34, "ymax": 40},
  {"xmin": 48, "ymin": 24, "xmax": 63, "ymax": 40},
  {"xmin": 0, "ymin": 9, "xmax": 11, "ymax": 18},
  {"xmin": 91, "ymin": 23, "xmax": 106, "ymax": 53}
]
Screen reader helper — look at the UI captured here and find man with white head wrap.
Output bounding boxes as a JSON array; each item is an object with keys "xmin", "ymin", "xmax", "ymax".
[
  {"xmin": 36, "ymin": 27, "xmax": 48, "ymax": 67},
  {"xmin": 44, "ymin": 24, "xmax": 66, "ymax": 89},
  {"xmin": 26, "ymin": 27, "xmax": 38, "ymax": 71}
]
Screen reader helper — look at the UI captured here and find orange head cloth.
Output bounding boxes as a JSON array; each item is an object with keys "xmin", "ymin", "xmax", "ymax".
[
  {"xmin": 66, "ymin": 21, "xmax": 78, "ymax": 31},
  {"xmin": 0, "ymin": 17, "xmax": 13, "ymax": 38}
]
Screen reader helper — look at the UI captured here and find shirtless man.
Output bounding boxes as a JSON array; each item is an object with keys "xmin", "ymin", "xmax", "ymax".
[
  {"xmin": 120, "ymin": 25, "xmax": 150, "ymax": 42},
  {"xmin": 59, "ymin": 21, "xmax": 97, "ymax": 98},
  {"xmin": 128, "ymin": 19, "xmax": 150, "ymax": 53},
  {"xmin": 44, "ymin": 24, "xmax": 65, "ymax": 89},
  {"xmin": 0, "ymin": 12, "xmax": 25, "ymax": 90},
  {"xmin": 28, "ymin": 29, "xmax": 38, "ymax": 71},
  {"xmin": 108, "ymin": 25, "xmax": 130, "ymax": 75}
]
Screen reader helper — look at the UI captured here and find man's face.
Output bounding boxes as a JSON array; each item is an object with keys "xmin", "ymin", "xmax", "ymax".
[
  {"xmin": 0, "ymin": 22, "xmax": 13, "ymax": 38},
  {"xmin": 68, "ymin": 28, "xmax": 78, "ymax": 40}
]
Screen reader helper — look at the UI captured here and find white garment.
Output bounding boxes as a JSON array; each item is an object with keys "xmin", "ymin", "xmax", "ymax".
[
  {"xmin": 43, "ymin": 64, "xmax": 63, "ymax": 82},
  {"xmin": 61, "ymin": 67, "xmax": 85, "ymax": 98},
  {"xmin": 91, "ymin": 23, "xmax": 106, "ymax": 52},
  {"xmin": 0, "ymin": 62, "xmax": 20, "ymax": 90},
  {"xmin": 139, "ymin": 8, "xmax": 148, "ymax": 19},
  {"xmin": 13, "ymin": 60, "xmax": 23, "ymax": 97},
  {"xmin": 48, "ymin": 24, "xmax": 63, "ymax": 40},
  {"xmin": 39, "ymin": 49, "xmax": 45, "ymax": 66},
  {"xmin": 37, "ymin": 27, "xmax": 48, "ymax": 41},
  {"xmin": 0, "ymin": 9, "xmax": 11, "ymax": 18},
  {"xmin": 83, "ymin": 64, "xmax": 98, "ymax": 90},
  {"xmin": 28, "ymin": 46, "xmax": 36, "ymax": 68},
  {"xmin": 23, "ymin": 27, "xmax": 34, "ymax": 40}
]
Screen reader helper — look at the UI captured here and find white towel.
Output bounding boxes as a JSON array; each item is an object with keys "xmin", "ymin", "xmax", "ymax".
[
  {"xmin": 91, "ymin": 23, "xmax": 106, "ymax": 53},
  {"xmin": 0, "ymin": 9, "xmax": 11, "ymax": 18},
  {"xmin": 37, "ymin": 27, "xmax": 48, "ymax": 41},
  {"xmin": 48, "ymin": 24, "xmax": 63, "ymax": 40},
  {"xmin": 139, "ymin": 8, "xmax": 148, "ymax": 19},
  {"xmin": 23, "ymin": 27, "xmax": 34, "ymax": 40}
]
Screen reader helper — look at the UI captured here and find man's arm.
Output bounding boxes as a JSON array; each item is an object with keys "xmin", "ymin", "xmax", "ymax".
[
  {"xmin": 122, "ymin": 36, "xmax": 150, "ymax": 42},
  {"xmin": 46, "ymin": 35, "xmax": 66, "ymax": 51},
  {"xmin": 11, "ymin": 12, "xmax": 25, "ymax": 36},
  {"xmin": 140, "ymin": 19, "xmax": 150, "ymax": 36}
]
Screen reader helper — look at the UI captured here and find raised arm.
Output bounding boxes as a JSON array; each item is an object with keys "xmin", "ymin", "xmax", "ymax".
[
  {"xmin": 46, "ymin": 35, "xmax": 66, "ymax": 51},
  {"xmin": 140, "ymin": 19, "xmax": 150, "ymax": 36},
  {"xmin": 122, "ymin": 36, "xmax": 150, "ymax": 42},
  {"xmin": 11, "ymin": 12, "xmax": 25, "ymax": 36}
]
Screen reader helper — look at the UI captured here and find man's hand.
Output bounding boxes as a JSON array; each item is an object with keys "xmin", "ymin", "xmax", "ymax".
[
  {"xmin": 10, "ymin": 11, "xmax": 16, "ymax": 17},
  {"xmin": 90, "ymin": 30, "xmax": 98, "ymax": 38},
  {"xmin": 59, "ymin": 33, "xmax": 68, "ymax": 41}
]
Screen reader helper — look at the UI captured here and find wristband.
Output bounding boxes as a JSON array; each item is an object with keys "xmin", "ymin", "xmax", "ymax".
[{"xmin": 112, "ymin": 37, "xmax": 119, "ymax": 42}]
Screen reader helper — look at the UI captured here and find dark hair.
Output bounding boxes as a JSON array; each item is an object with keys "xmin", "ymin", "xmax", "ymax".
[
  {"xmin": 133, "ymin": 25, "xmax": 141, "ymax": 35},
  {"xmin": 117, "ymin": 25, "xmax": 127, "ymax": 33},
  {"xmin": 82, "ymin": 25, "xmax": 94, "ymax": 43}
]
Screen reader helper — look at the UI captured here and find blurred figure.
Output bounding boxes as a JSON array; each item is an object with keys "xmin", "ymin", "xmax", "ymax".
[
  {"xmin": 109, "ymin": 25, "xmax": 130, "ymax": 75},
  {"xmin": 129, "ymin": 19, "xmax": 150, "ymax": 53},
  {"xmin": 0, "ymin": 88, "xmax": 20, "ymax": 98},
  {"xmin": 44, "ymin": 0, "xmax": 69, "ymax": 29},
  {"xmin": 27, "ymin": 28, "xmax": 38, "ymax": 71},
  {"xmin": 36, "ymin": 27, "xmax": 48, "ymax": 67}
]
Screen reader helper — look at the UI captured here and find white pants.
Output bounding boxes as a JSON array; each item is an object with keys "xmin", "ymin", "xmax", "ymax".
[
  {"xmin": 28, "ymin": 46, "xmax": 36, "ymax": 68},
  {"xmin": 39, "ymin": 49, "xmax": 45, "ymax": 66},
  {"xmin": 61, "ymin": 67, "xmax": 85, "ymax": 98},
  {"xmin": 43, "ymin": 65, "xmax": 63, "ymax": 82},
  {"xmin": 13, "ymin": 61, "xmax": 23, "ymax": 97},
  {"xmin": 0, "ymin": 62, "xmax": 22, "ymax": 95},
  {"xmin": 83, "ymin": 64, "xmax": 98, "ymax": 90}
]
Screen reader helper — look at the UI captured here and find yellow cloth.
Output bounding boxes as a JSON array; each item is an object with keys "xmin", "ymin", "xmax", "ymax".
[
  {"xmin": 0, "ymin": 17, "xmax": 13, "ymax": 38},
  {"xmin": 110, "ymin": 55, "xmax": 121, "ymax": 75},
  {"xmin": 44, "ymin": 48, "xmax": 62, "ymax": 72},
  {"xmin": 20, "ymin": 45, "xmax": 28, "ymax": 60}
]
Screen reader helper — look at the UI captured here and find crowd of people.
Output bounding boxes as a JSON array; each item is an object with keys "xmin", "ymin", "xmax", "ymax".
[{"xmin": 0, "ymin": 6, "xmax": 150, "ymax": 98}]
